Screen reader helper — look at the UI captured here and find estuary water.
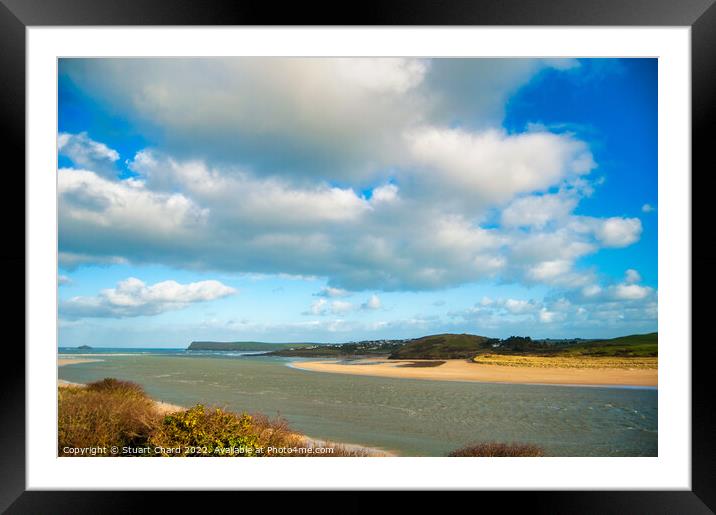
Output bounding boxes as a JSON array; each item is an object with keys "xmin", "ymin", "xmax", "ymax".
[{"xmin": 58, "ymin": 349, "xmax": 657, "ymax": 457}]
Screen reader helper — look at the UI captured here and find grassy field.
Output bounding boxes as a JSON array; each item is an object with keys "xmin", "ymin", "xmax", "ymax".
[
  {"xmin": 556, "ymin": 332, "xmax": 658, "ymax": 357},
  {"xmin": 472, "ymin": 354, "xmax": 658, "ymax": 369}
]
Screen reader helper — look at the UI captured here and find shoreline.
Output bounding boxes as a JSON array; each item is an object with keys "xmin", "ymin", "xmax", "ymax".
[
  {"xmin": 289, "ymin": 358, "xmax": 658, "ymax": 388},
  {"xmin": 57, "ymin": 378, "xmax": 393, "ymax": 456}
]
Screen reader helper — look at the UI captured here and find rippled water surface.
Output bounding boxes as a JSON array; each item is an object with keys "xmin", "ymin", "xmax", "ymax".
[{"xmin": 58, "ymin": 352, "xmax": 657, "ymax": 456}]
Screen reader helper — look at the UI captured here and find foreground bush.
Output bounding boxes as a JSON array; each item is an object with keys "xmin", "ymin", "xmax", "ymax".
[
  {"xmin": 148, "ymin": 405, "xmax": 260, "ymax": 456},
  {"xmin": 448, "ymin": 442, "xmax": 544, "ymax": 457},
  {"xmin": 58, "ymin": 379, "xmax": 159, "ymax": 455}
]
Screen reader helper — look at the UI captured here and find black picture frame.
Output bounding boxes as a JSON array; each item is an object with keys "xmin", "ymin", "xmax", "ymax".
[{"xmin": 2, "ymin": 0, "xmax": 713, "ymax": 512}]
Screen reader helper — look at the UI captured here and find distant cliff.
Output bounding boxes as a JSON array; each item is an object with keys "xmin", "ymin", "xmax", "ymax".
[{"xmin": 187, "ymin": 341, "xmax": 316, "ymax": 351}]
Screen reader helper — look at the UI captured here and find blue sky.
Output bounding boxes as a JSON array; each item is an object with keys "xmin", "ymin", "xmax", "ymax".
[{"xmin": 57, "ymin": 58, "xmax": 657, "ymax": 347}]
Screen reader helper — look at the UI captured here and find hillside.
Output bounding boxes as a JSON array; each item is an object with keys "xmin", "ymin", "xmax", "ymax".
[
  {"xmin": 187, "ymin": 341, "xmax": 317, "ymax": 351},
  {"xmin": 389, "ymin": 334, "xmax": 493, "ymax": 359},
  {"xmin": 556, "ymin": 332, "xmax": 657, "ymax": 357},
  {"xmin": 189, "ymin": 332, "xmax": 658, "ymax": 359}
]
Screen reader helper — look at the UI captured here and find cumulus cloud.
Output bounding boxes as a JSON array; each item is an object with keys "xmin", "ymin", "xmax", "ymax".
[
  {"xmin": 303, "ymin": 298, "xmax": 355, "ymax": 316},
  {"xmin": 58, "ymin": 152, "xmax": 642, "ymax": 290},
  {"xmin": 305, "ymin": 298, "xmax": 328, "ymax": 316},
  {"xmin": 57, "ymin": 58, "xmax": 647, "ymax": 295},
  {"xmin": 450, "ymin": 281, "xmax": 656, "ymax": 333},
  {"xmin": 406, "ymin": 127, "xmax": 594, "ymax": 208},
  {"xmin": 641, "ymin": 203, "xmax": 655, "ymax": 213},
  {"xmin": 571, "ymin": 270, "xmax": 655, "ymax": 304},
  {"xmin": 501, "ymin": 192, "xmax": 578, "ymax": 229},
  {"xmin": 503, "ymin": 298, "xmax": 539, "ymax": 314},
  {"xmin": 625, "ymin": 269, "xmax": 642, "ymax": 284},
  {"xmin": 60, "ymin": 58, "xmax": 579, "ymax": 182},
  {"xmin": 331, "ymin": 300, "xmax": 355, "ymax": 314},
  {"xmin": 613, "ymin": 283, "xmax": 651, "ymax": 300},
  {"xmin": 60, "ymin": 277, "xmax": 236, "ymax": 318},
  {"xmin": 361, "ymin": 294, "xmax": 382, "ymax": 310},
  {"xmin": 58, "ymin": 132, "xmax": 119, "ymax": 178},
  {"xmin": 592, "ymin": 217, "xmax": 642, "ymax": 247}
]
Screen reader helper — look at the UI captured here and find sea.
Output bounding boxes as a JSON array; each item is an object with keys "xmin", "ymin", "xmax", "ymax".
[{"xmin": 58, "ymin": 348, "xmax": 658, "ymax": 457}]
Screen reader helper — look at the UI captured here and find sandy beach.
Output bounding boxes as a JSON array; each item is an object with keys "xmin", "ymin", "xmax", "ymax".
[
  {"xmin": 291, "ymin": 358, "xmax": 658, "ymax": 387},
  {"xmin": 58, "ymin": 358, "xmax": 103, "ymax": 367}
]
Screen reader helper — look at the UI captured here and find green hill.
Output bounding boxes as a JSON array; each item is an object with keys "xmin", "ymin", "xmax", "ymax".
[
  {"xmin": 557, "ymin": 332, "xmax": 657, "ymax": 357},
  {"xmin": 389, "ymin": 334, "xmax": 493, "ymax": 359}
]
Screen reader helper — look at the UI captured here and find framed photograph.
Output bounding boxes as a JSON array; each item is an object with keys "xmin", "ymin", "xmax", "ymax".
[{"xmin": 3, "ymin": 0, "xmax": 713, "ymax": 511}]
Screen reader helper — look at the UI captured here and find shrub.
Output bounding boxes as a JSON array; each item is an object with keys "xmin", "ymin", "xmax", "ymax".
[
  {"xmin": 58, "ymin": 380, "xmax": 159, "ymax": 455},
  {"xmin": 148, "ymin": 405, "xmax": 260, "ymax": 456},
  {"xmin": 84, "ymin": 378, "xmax": 147, "ymax": 397},
  {"xmin": 448, "ymin": 442, "xmax": 544, "ymax": 457}
]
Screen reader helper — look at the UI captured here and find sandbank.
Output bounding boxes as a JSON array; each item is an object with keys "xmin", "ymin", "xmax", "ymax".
[{"xmin": 290, "ymin": 358, "xmax": 657, "ymax": 387}]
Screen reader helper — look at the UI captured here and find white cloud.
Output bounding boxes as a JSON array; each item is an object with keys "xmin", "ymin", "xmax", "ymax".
[
  {"xmin": 58, "ymin": 275, "xmax": 72, "ymax": 286},
  {"xmin": 60, "ymin": 277, "xmax": 236, "ymax": 318},
  {"xmin": 504, "ymin": 298, "xmax": 538, "ymax": 314},
  {"xmin": 526, "ymin": 260, "xmax": 573, "ymax": 282},
  {"xmin": 539, "ymin": 308, "xmax": 560, "ymax": 323},
  {"xmin": 58, "ymin": 155, "xmax": 642, "ymax": 291},
  {"xmin": 592, "ymin": 217, "xmax": 642, "ymax": 247},
  {"xmin": 641, "ymin": 203, "xmax": 655, "ymax": 213},
  {"xmin": 305, "ymin": 298, "xmax": 328, "ymax": 316},
  {"xmin": 361, "ymin": 294, "xmax": 382, "ymax": 310},
  {"xmin": 625, "ymin": 269, "xmax": 642, "ymax": 284},
  {"xmin": 303, "ymin": 298, "xmax": 356, "ymax": 316},
  {"xmin": 501, "ymin": 192, "xmax": 578, "ymax": 229},
  {"xmin": 406, "ymin": 127, "xmax": 594, "ymax": 207},
  {"xmin": 58, "ymin": 132, "xmax": 119, "ymax": 178},
  {"xmin": 582, "ymin": 284, "xmax": 602, "ymax": 298},
  {"xmin": 331, "ymin": 300, "xmax": 355, "ymax": 314},
  {"xmin": 613, "ymin": 283, "xmax": 651, "ymax": 300}
]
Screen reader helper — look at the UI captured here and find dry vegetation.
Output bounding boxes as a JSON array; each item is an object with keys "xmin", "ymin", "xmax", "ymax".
[
  {"xmin": 396, "ymin": 360, "xmax": 446, "ymax": 368},
  {"xmin": 472, "ymin": 354, "xmax": 658, "ymax": 369},
  {"xmin": 58, "ymin": 379, "xmax": 160, "ymax": 452},
  {"xmin": 58, "ymin": 378, "xmax": 381, "ymax": 457},
  {"xmin": 448, "ymin": 442, "xmax": 545, "ymax": 457}
]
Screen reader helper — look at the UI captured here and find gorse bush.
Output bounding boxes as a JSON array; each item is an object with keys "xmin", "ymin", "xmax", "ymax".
[
  {"xmin": 148, "ymin": 405, "xmax": 260, "ymax": 456},
  {"xmin": 448, "ymin": 442, "xmax": 545, "ymax": 457}
]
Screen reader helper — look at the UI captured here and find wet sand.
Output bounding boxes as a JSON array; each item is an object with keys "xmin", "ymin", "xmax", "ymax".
[{"xmin": 291, "ymin": 358, "xmax": 658, "ymax": 387}]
